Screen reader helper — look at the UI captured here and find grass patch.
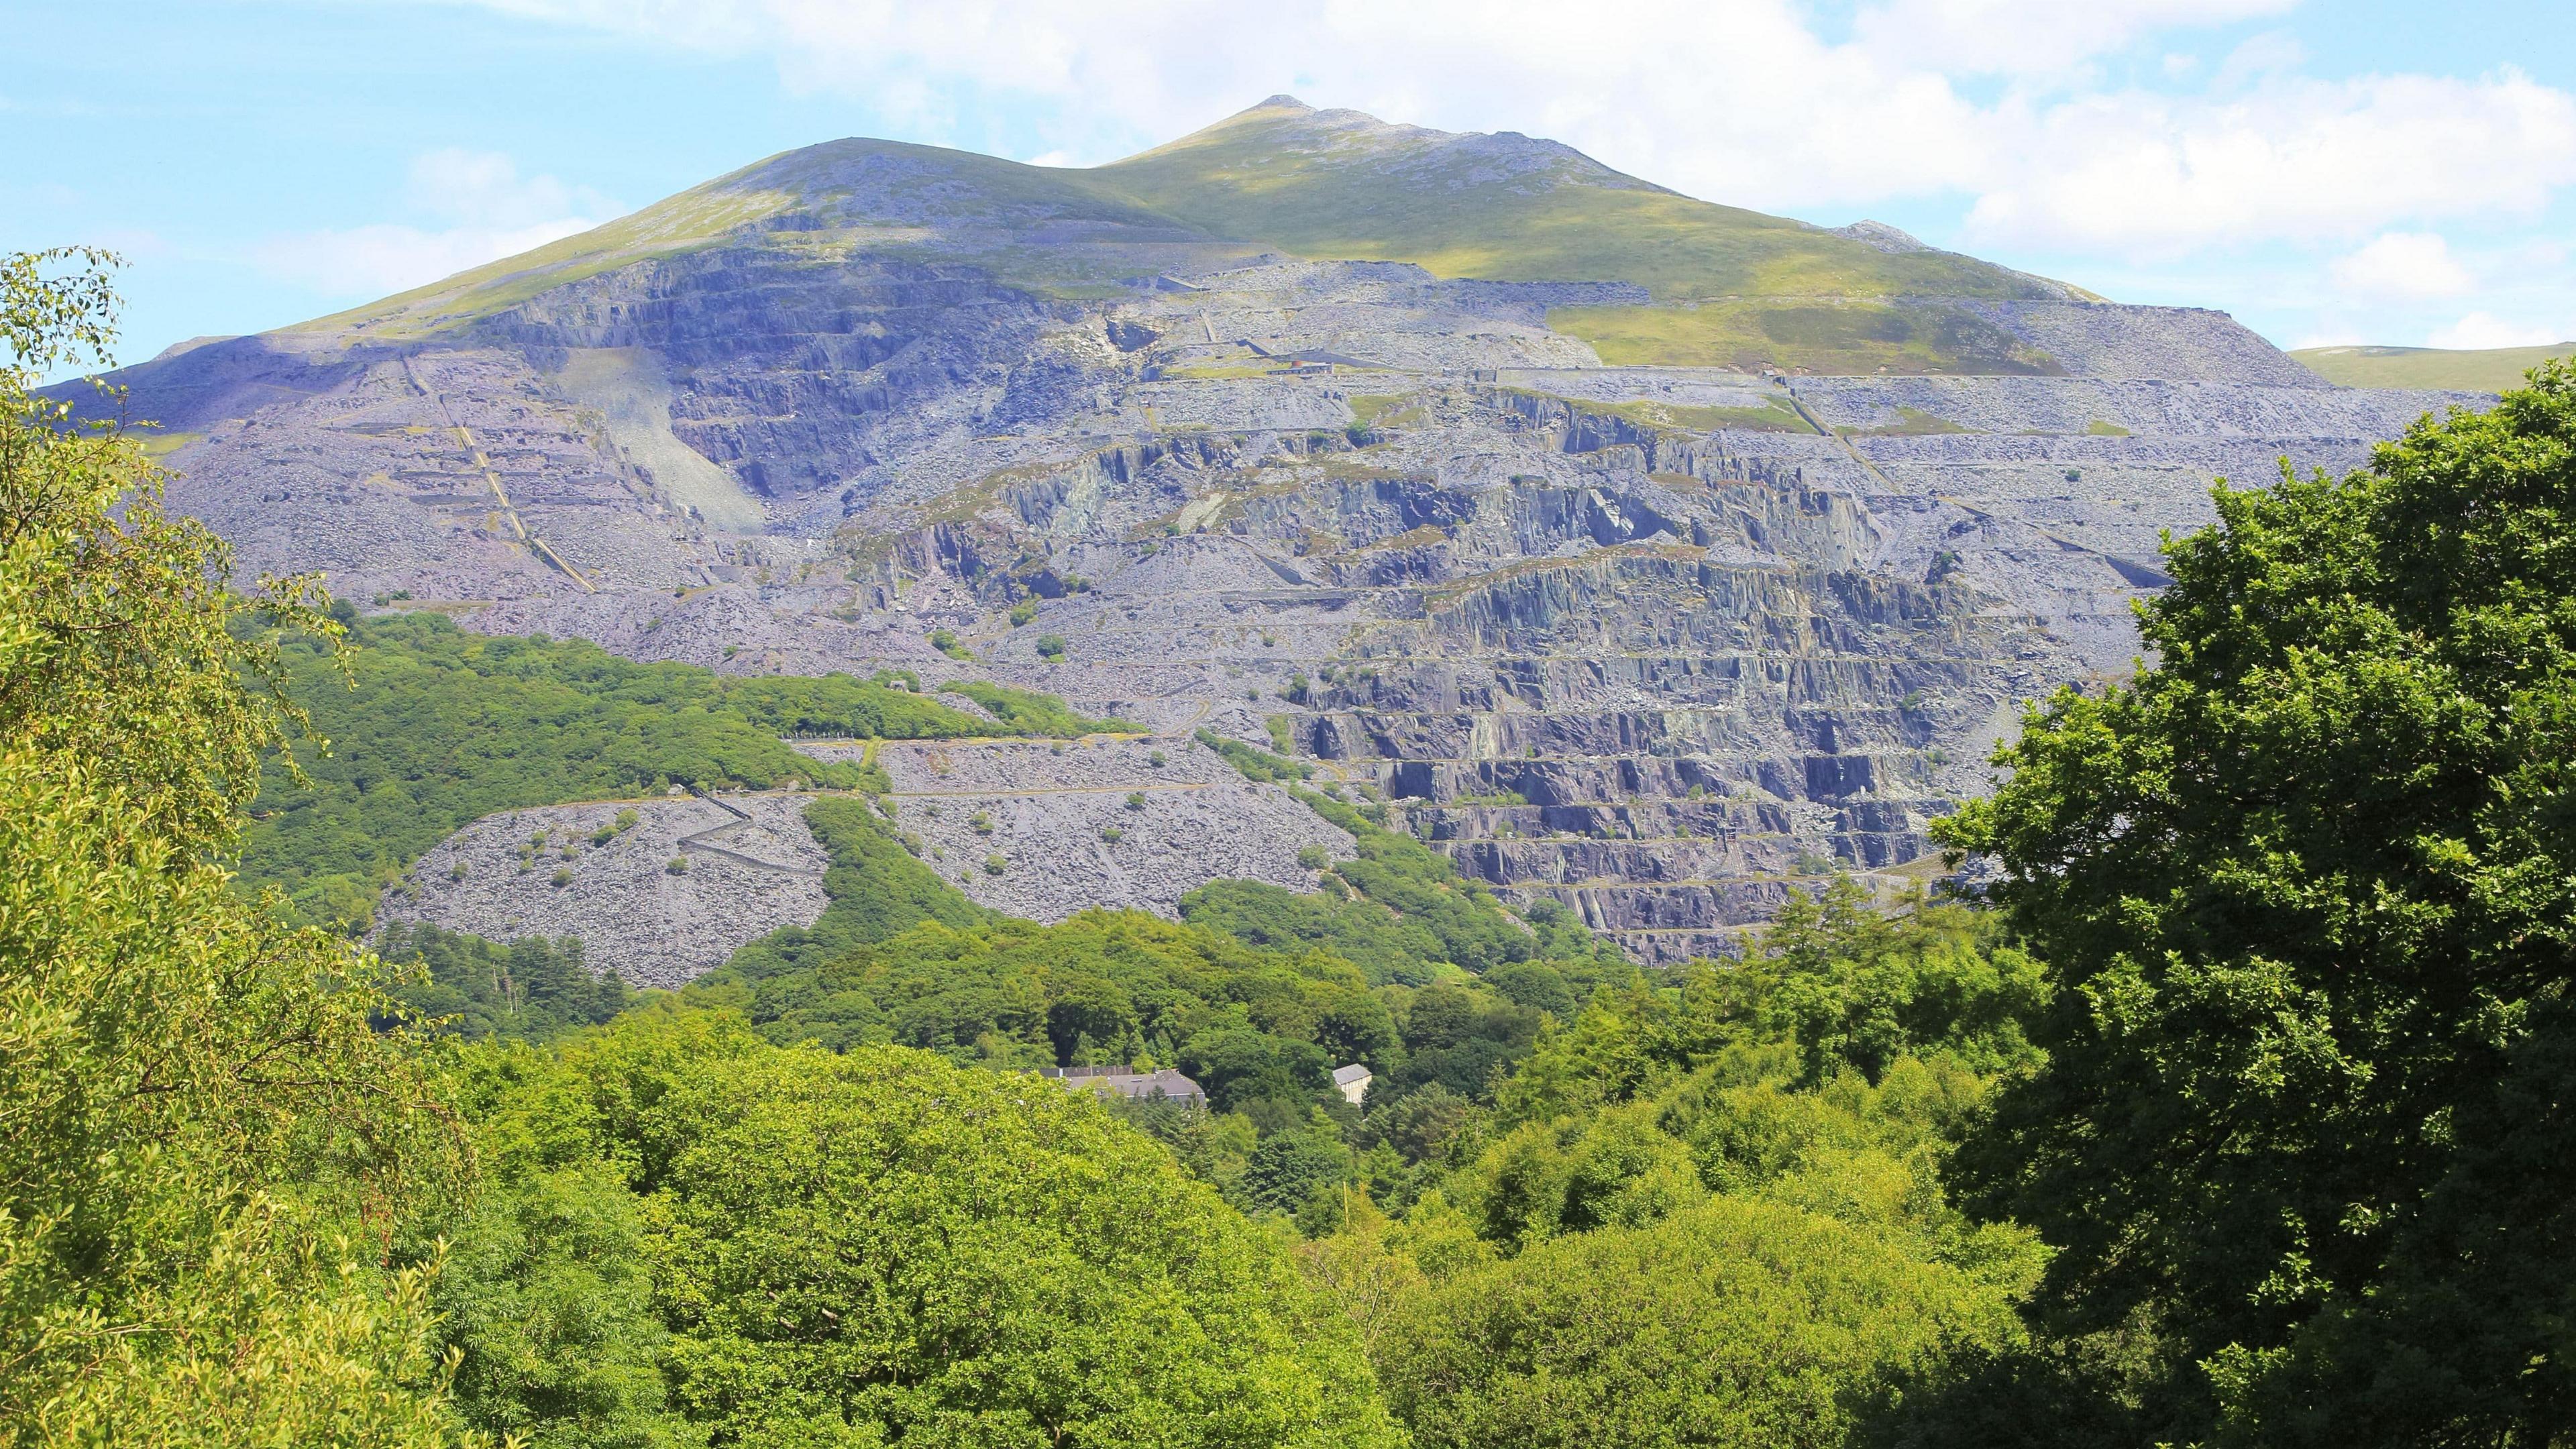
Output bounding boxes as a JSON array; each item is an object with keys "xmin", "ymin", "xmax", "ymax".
[
  {"xmin": 1195, "ymin": 727, "xmax": 1311, "ymax": 783},
  {"xmin": 1550, "ymin": 301, "xmax": 2058, "ymax": 376},
  {"xmin": 2292, "ymin": 342, "xmax": 2572, "ymax": 392},
  {"xmin": 1156, "ymin": 362, "xmax": 1284, "ymax": 380},
  {"xmin": 1183, "ymin": 785, "xmax": 1621, "ymax": 987},
  {"xmin": 1346, "ymin": 393, "xmax": 1418, "ymax": 430},
  {"xmin": 941, "ymin": 680, "xmax": 1138, "ymax": 736},
  {"xmin": 710, "ymin": 796, "xmax": 1001, "ymax": 989},
  {"xmin": 1588, "ymin": 394, "xmax": 1818, "ymax": 435}
]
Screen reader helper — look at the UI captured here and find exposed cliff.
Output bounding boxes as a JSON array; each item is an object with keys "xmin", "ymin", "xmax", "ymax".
[{"xmin": 94, "ymin": 99, "xmax": 2491, "ymax": 963}]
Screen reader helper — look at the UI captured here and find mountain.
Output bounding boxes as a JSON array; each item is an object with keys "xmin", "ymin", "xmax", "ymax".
[
  {"xmin": 1091, "ymin": 96, "xmax": 2087, "ymax": 374},
  {"xmin": 2294, "ymin": 340, "xmax": 2575, "ymax": 392},
  {"xmin": 93, "ymin": 97, "xmax": 2491, "ymax": 968}
]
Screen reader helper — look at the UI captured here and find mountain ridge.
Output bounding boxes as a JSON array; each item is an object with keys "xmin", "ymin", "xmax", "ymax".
[
  {"xmin": 79, "ymin": 95, "xmax": 2494, "ymax": 967},
  {"xmin": 260, "ymin": 95, "xmax": 2088, "ymax": 375}
]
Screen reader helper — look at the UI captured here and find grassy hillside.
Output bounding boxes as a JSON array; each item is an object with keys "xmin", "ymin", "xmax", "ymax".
[
  {"xmin": 301, "ymin": 138, "xmax": 1204, "ymax": 337},
  {"xmin": 1093, "ymin": 98, "xmax": 2046, "ymax": 305},
  {"xmin": 2293, "ymin": 341, "xmax": 2571, "ymax": 392},
  {"xmin": 1091, "ymin": 97, "xmax": 2074, "ymax": 372},
  {"xmin": 267, "ymin": 96, "xmax": 2090, "ymax": 374}
]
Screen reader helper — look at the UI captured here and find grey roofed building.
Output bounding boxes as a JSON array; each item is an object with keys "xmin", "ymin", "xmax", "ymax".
[
  {"xmin": 1332, "ymin": 1062, "xmax": 1372, "ymax": 1106},
  {"xmin": 1044, "ymin": 1065, "xmax": 1207, "ymax": 1105}
]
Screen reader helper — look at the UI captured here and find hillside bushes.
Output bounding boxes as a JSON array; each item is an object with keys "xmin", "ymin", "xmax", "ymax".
[{"xmin": 237, "ymin": 611, "xmax": 1129, "ymax": 930}]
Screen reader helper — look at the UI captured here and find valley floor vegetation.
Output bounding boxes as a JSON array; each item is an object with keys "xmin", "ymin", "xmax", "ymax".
[{"xmin": 11, "ymin": 250, "xmax": 2576, "ymax": 1447}]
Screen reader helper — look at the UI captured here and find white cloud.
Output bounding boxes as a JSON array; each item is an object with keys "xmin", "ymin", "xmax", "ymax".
[
  {"xmin": 2330, "ymin": 232, "xmax": 2475, "ymax": 301},
  {"xmin": 256, "ymin": 218, "xmax": 604, "ymax": 296},
  {"xmin": 2207, "ymin": 28, "xmax": 2306, "ymax": 91},
  {"xmin": 254, "ymin": 150, "xmax": 616, "ymax": 297},
  {"xmin": 1850, "ymin": 0, "xmax": 2294, "ymax": 80},
  {"xmin": 430, "ymin": 1, "xmax": 2576, "ymax": 266},
  {"xmin": 1965, "ymin": 69, "xmax": 2576, "ymax": 257},
  {"xmin": 2428, "ymin": 311, "xmax": 2568, "ymax": 350},
  {"xmin": 405, "ymin": 147, "xmax": 614, "ymax": 228}
]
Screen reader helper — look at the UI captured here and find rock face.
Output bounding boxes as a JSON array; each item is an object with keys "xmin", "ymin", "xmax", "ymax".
[
  {"xmin": 382, "ymin": 794, "xmax": 829, "ymax": 989},
  {"xmin": 831, "ymin": 735, "xmax": 1354, "ymax": 921},
  {"xmin": 105, "ymin": 98, "xmax": 2493, "ymax": 966}
]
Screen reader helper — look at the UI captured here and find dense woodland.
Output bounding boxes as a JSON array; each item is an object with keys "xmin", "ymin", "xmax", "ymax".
[{"xmin": 10, "ymin": 250, "xmax": 2576, "ymax": 1446}]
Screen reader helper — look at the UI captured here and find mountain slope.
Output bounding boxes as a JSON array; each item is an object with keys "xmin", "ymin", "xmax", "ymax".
[
  {"xmin": 76, "ymin": 97, "xmax": 2491, "ymax": 967},
  {"xmin": 309, "ymin": 138, "xmax": 1221, "ymax": 343},
  {"xmin": 2295, "ymin": 341, "xmax": 2574, "ymax": 392},
  {"xmin": 1093, "ymin": 96, "xmax": 2052, "ymax": 303},
  {"xmin": 1090, "ymin": 96, "xmax": 2084, "ymax": 374}
]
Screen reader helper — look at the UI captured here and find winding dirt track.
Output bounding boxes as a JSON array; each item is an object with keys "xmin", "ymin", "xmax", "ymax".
[{"xmin": 676, "ymin": 790, "xmax": 825, "ymax": 875}]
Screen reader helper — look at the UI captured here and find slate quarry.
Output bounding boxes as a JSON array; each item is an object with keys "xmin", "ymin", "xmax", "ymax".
[{"xmin": 109, "ymin": 97, "xmax": 2488, "ymax": 966}]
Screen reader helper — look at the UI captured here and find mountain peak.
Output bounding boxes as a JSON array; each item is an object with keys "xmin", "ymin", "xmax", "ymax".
[{"xmin": 1248, "ymin": 93, "xmax": 1312, "ymax": 113}]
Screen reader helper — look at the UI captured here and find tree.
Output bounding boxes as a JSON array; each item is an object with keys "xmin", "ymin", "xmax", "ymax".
[
  {"xmin": 0, "ymin": 249, "xmax": 470, "ymax": 1442},
  {"xmin": 453, "ymin": 1015, "xmax": 1405, "ymax": 1448},
  {"xmin": 1378, "ymin": 1197, "xmax": 2019, "ymax": 1449},
  {"xmin": 1937, "ymin": 364, "xmax": 2576, "ymax": 1443}
]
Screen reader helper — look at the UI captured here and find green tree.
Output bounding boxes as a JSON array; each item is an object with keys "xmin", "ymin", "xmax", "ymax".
[
  {"xmin": 1309, "ymin": 890, "xmax": 2048, "ymax": 1447},
  {"xmin": 435, "ymin": 1161, "xmax": 672, "ymax": 1448},
  {"xmin": 455, "ymin": 1014, "xmax": 1405, "ymax": 1448},
  {"xmin": 0, "ymin": 249, "xmax": 471, "ymax": 1443},
  {"xmin": 1937, "ymin": 365, "xmax": 2576, "ymax": 1443},
  {"xmin": 1379, "ymin": 1197, "xmax": 2019, "ymax": 1449},
  {"xmin": 378, "ymin": 922, "xmax": 632, "ymax": 1042}
]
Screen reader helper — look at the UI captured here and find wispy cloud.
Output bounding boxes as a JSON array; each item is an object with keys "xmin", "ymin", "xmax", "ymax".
[
  {"xmin": 2430, "ymin": 311, "xmax": 2570, "ymax": 350},
  {"xmin": 429, "ymin": 0, "xmax": 2576, "ymax": 252},
  {"xmin": 253, "ymin": 149, "xmax": 618, "ymax": 297},
  {"xmin": 2330, "ymin": 233, "xmax": 2475, "ymax": 302},
  {"xmin": 309, "ymin": 2, "xmax": 2576, "ymax": 345},
  {"xmin": 1965, "ymin": 68, "xmax": 2576, "ymax": 258}
]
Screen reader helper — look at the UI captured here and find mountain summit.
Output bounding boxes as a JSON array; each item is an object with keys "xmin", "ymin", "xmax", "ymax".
[
  {"xmin": 280, "ymin": 97, "xmax": 2084, "ymax": 377},
  {"xmin": 91, "ymin": 98, "xmax": 2485, "ymax": 967}
]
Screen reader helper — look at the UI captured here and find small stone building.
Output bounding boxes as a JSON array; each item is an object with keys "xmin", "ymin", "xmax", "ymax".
[{"xmin": 1045, "ymin": 1065, "xmax": 1208, "ymax": 1106}]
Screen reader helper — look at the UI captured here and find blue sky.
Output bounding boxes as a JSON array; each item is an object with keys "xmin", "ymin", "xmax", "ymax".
[{"xmin": 8, "ymin": 0, "xmax": 2574, "ymax": 372}]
